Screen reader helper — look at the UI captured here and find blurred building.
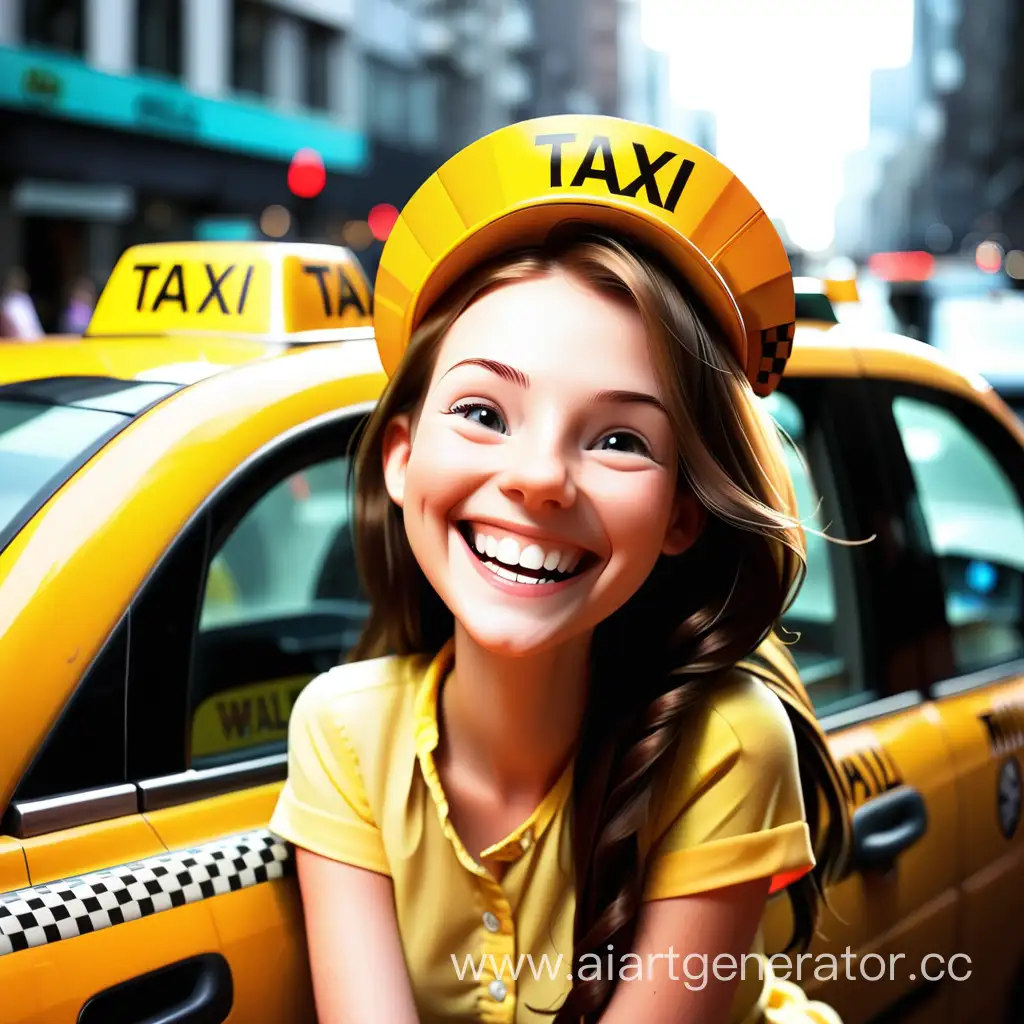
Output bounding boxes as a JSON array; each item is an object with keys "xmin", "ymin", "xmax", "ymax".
[
  {"xmin": 0, "ymin": 0, "xmax": 539, "ymax": 329},
  {"xmin": 834, "ymin": 0, "xmax": 950, "ymax": 260},
  {"xmin": 837, "ymin": 0, "xmax": 1024, "ymax": 265},
  {"xmin": 932, "ymin": 0, "xmax": 1024, "ymax": 255}
]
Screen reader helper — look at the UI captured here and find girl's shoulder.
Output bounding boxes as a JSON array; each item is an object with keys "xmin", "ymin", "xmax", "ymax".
[
  {"xmin": 700, "ymin": 667, "xmax": 795, "ymax": 743},
  {"xmin": 290, "ymin": 651, "xmax": 433, "ymax": 743},
  {"xmin": 663, "ymin": 668, "xmax": 800, "ymax": 792},
  {"xmin": 645, "ymin": 668, "xmax": 807, "ymax": 851}
]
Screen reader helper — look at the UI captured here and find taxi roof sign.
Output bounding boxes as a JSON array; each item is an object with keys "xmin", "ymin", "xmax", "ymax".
[{"xmin": 85, "ymin": 241, "xmax": 374, "ymax": 342}]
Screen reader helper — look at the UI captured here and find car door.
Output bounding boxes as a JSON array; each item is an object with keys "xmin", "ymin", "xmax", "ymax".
[
  {"xmin": 757, "ymin": 376, "xmax": 961, "ymax": 1024},
  {"xmin": 123, "ymin": 406, "xmax": 374, "ymax": 1023},
  {"xmin": 0, "ymin": 612, "xmax": 231, "ymax": 1024},
  {"xmin": 875, "ymin": 379, "xmax": 1024, "ymax": 1024}
]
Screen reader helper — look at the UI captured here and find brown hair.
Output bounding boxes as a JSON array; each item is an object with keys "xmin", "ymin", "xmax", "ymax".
[{"xmin": 349, "ymin": 229, "xmax": 851, "ymax": 1021}]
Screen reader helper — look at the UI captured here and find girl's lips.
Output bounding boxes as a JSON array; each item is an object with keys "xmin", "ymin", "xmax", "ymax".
[{"xmin": 456, "ymin": 525, "xmax": 588, "ymax": 599}]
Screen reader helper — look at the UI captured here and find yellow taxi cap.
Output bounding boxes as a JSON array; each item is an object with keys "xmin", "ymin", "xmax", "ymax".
[
  {"xmin": 87, "ymin": 241, "xmax": 373, "ymax": 342},
  {"xmin": 373, "ymin": 114, "xmax": 796, "ymax": 396}
]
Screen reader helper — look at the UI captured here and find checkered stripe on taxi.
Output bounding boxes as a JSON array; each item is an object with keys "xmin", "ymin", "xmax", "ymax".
[{"xmin": 0, "ymin": 829, "xmax": 291, "ymax": 956}]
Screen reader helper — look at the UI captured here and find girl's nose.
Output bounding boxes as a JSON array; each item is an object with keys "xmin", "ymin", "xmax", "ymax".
[{"xmin": 497, "ymin": 434, "xmax": 577, "ymax": 511}]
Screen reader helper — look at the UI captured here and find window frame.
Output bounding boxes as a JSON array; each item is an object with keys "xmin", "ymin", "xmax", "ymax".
[
  {"xmin": 303, "ymin": 20, "xmax": 332, "ymax": 111},
  {"xmin": 231, "ymin": 0, "xmax": 271, "ymax": 97},
  {"xmin": 135, "ymin": 0, "xmax": 184, "ymax": 79},
  {"xmin": 1, "ymin": 405, "xmax": 373, "ymax": 837},
  {"xmin": 133, "ymin": 406, "xmax": 371, "ymax": 810},
  {"xmin": 22, "ymin": 0, "xmax": 85, "ymax": 55},
  {"xmin": 872, "ymin": 378, "xmax": 1024, "ymax": 697},
  {"xmin": 773, "ymin": 377, "xmax": 878, "ymax": 718}
]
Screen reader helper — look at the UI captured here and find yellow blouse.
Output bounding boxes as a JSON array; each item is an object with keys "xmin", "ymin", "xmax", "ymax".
[{"xmin": 269, "ymin": 641, "xmax": 815, "ymax": 1024}]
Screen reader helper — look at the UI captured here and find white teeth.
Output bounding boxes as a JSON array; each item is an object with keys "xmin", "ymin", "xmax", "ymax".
[
  {"xmin": 519, "ymin": 544, "xmax": 545, "ymax": 570},
  {"xmin": 496, "ymin": 566, "xmax": 517, "ymax": 581},
  {"xmin": 466, "ymin": 524, "xmax": 586, "ymax": 579},
  {"xmin": 496, "ymin": 537, "xmax": 521, "ymax": 566},
  {"xmin": 516, "ymin": 573, "xmax": 539, "ymax": 584}
]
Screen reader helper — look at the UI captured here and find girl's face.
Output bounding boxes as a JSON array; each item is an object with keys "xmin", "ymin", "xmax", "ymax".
[{"xmin": 382, "ymin": 271, "xmax": 702, "ymax": 657}]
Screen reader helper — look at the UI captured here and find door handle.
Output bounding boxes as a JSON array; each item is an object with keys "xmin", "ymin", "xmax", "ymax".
[
  {"xmin": 78, "ymin": 952, "xmax": 233, "ymax": 1024},
  {"xmin": 851, "ymin": 784, "xmax": 928, "ymax": 870}
]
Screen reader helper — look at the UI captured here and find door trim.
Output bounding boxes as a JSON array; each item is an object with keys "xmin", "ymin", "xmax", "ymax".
[
  {"xmin": 2, "ymin": 783, "xmax": 138, "ymax": 840},
  {"xmin": 137, "ymin": 753, "xmax": 288, "ymax": 812}
]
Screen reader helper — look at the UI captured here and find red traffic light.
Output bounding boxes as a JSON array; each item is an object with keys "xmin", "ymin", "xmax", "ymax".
[
  {"xmin": 368, "ymin": 203, "xmax": 399, "ymax": 241},
  {"xmin": 288, "ymin": 148, "xmax": 326, "ymax": 199}
]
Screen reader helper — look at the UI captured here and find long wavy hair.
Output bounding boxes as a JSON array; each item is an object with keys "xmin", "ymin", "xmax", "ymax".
[{"xmin": 348, "ymin": 229, "xmax": 851, "ymax": 1022}]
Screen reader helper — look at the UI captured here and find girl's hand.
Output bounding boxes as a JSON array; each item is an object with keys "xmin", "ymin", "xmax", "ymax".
[
  {"xmin": 598, "ymin": 876, "xmax": 770, "ymax": 1024},
  {"xmin": 295, "ymin": 847, "xmax": 420, "ymax": 1024}
]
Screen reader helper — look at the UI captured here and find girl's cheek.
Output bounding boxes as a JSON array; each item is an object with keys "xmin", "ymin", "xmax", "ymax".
[{"xmin": 585, "ymin": 471, "xmax": 677, "ymax": 528}]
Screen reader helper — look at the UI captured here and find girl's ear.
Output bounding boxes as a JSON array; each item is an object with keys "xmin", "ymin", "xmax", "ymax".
[
  {"xmin": 662, "ymin": 491, "xmax": 705, "ymax": 556},
  {"xmin": 382, "ymin": 414, "xmax": 413, "ymax": 509}
]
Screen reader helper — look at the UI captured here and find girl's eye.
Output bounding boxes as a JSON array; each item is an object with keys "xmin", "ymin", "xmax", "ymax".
[
  {"xmin": 595, "ymin": 431, "xmax": 651, "ymax": 457},
  {"xmin": 450, "ymin": 402, "xmax": 508, "ymax": 434}
]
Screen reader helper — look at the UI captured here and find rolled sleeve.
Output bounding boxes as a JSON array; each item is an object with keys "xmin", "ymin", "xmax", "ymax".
[
  {"xmin": 644, "ymin": 675, "xmax": 814, "ymax": 901},
  {"xmin": 269, "ymin": 674, "xmax": 390, "ymax": 877}
]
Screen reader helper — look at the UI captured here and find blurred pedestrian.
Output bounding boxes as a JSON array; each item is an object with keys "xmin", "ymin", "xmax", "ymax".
[
  {"xmin": 0, "ymin": 267, "xmax": 44, "ymax": 340},
  {"xmin": 61, "ymin": 276, "xmax": 96, "ymax": 335}
]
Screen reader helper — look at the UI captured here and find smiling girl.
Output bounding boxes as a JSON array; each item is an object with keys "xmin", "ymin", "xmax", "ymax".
[{"xmin": 269, "ymin": 116, "xmax": 851, "ymax": 1024}]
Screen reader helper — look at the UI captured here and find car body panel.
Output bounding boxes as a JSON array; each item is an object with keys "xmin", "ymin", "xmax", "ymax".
[
  {"xmin": 761, "ymin": 702, "xmax": 960, "ymax": 1024},
  {"xmin": 18, "ymin": 815, "xmax": 165, "ymax": 887},
  {"xmin": 0, "ymin": 900, "xmax": 223, "ymax": 1024},
  {"xmin": 144, "ymin": 785, "xmax": 314, "ymax": 1022},
  {"xmin": 933, "ymin": 672, "xmax": 1024, "ymax": 1023},
  {"xmin": 0, "ymin": 838, "xmax": 28, "ymax": 893},
  {"xmin": 0, "ymin": 336, "xmax": 287, "ymax": 387}
]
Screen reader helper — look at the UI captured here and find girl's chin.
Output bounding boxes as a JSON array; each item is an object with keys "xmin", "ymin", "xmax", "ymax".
[{"xmin": 453, "ymin": 612, "xmax": 581, "ymax": 659}]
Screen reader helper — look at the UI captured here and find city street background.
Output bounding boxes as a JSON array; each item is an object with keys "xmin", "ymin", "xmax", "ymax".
[{"xmin": 1, "ymin": 0, "xmax": 1023, "ymax": 394}]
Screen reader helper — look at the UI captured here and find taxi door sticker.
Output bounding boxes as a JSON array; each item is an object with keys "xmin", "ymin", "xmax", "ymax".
[
  {"xmin": 840, "ymin": 747, "xmax": 904, "ymax": 807},
  {"xmin": 998, "ymin": 757, "xmax": 1021, "ymax": 839},
  {"xmin": 978, "ymin": 696, "xmax": 1024, "ymax": 839},
  {"xmin": 828, "ymin": 727, "xmax": 905, "ymax": 808},
  {"xmin": 978, "ymin": 696, "xmax": 1024, "ymax": 756},
  {"xmin": 191, "ymin": 675, "xmax": 312, "ymax": 759}
]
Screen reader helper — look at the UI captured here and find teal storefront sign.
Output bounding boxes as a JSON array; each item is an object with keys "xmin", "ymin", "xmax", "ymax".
[{"xmin": 0, "ymin": 46, "xmax": 367, "ymax": 172}]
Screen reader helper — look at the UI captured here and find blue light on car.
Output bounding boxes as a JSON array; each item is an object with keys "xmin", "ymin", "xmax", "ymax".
[{"xmin": 966, "ymin": 560, "xmax": 998, "ymax": 594}]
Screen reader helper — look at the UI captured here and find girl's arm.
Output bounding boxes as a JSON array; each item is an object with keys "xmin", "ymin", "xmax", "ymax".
[
  {"xmin": 598, "ymin": 876, "xmax": 770, "ymax": 1024},
  {"xmin": 295, "ymin": 847, "xmax": 420, "ymax": 1024}
]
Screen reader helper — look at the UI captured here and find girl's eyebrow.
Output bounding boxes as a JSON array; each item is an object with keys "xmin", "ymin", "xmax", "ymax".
[
  {"xmin": 591, "ymin": 389, "xmax": 670, "ymax": 417},
  {"xmin": 440, "ymin": 358, "xmax": 668, "ymax": 416},
  {"xmin": 441, "ymin": 358, "xmax": 529, "ymax": 387}
]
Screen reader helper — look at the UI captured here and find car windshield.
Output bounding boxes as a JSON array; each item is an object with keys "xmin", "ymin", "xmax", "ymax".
[{"xmin": 0, "ymin": 399, "xmax": 129, "ymax": 542}]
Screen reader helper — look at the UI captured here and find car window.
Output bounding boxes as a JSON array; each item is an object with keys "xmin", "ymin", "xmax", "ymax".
[
  {"xmin": 190, "ymin": 455, "xmax": 367, "ymax": 768},
  {"xmin": 762, "ymin": 390, "xmax": 854, "ymax": 709},
  {"xmin": 892, "ymin": 394, "xmax": 1024, "ymax": 675},
  {"xmin": 0, "ymin": 400, "xmax": 126, "ymax": 541}
]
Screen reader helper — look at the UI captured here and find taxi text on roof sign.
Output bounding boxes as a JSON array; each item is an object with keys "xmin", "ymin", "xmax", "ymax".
[{"xmin": 85, "ymin": 241, "xmax": 374, "ymax": 342}]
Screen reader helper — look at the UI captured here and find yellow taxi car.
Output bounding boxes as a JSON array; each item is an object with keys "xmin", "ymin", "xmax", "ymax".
[{"xmin": 1, "ymin": 242, "xmax": 1023, "ymax": 1024}]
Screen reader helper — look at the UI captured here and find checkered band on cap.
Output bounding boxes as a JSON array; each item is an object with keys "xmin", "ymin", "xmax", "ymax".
[
  {"xmin": 755, "ymin": 322, "xmax": 795, "ymax": 393},
  {"xmin": 0, "ymin": 829, "xmax": 292, "ymax": 957}
]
